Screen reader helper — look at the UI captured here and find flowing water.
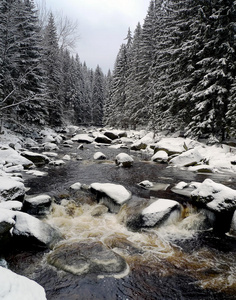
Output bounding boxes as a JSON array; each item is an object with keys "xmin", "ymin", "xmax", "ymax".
[{"xmin": 4, "ymin": 142, "xmax": 236, "ymax": 300}]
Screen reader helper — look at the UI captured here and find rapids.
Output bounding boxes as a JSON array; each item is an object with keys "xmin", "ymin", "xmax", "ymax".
[{"xmin": 4, "ymin": 142, "xmax": 236, "ymax": 300}]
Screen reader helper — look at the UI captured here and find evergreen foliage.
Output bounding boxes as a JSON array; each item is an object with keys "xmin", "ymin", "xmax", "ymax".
[{"xmin": 106, "ymin": 0, "xmax": 236, "ymax": 140}]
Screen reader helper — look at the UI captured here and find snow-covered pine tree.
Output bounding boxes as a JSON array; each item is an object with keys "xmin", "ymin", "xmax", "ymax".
[
  {"xmin": 186, "ymin": 0, "xmax": 236, "ymax": 140},
  {"xmin": 124, "ymin": 22, "xmax": 143, "ymax": 129},
  {"xmin": 103, "ymin": 69, "xmax": 112, "ymax": 126},
  {"xmin": 0, "ymin": 0, "xmax": 47, "ymax": 126},
  {"xmin": 91, "ymin": 65, "xmax": 105, "ymax": 126},
  {"xmin": 42, "ymin": 12, "xmax": 63, "ymax": 126}
]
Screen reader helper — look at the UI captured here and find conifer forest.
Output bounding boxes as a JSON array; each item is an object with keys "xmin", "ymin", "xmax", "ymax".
[{"xmin": 0, "ymin": 0, "xmax": 236, "ymax": 141}]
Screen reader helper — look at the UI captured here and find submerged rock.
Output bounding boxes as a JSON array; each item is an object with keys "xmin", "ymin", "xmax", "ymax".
[{"xmin": 47, "ymin": 240, "xmax": 128, "ymax": 277}]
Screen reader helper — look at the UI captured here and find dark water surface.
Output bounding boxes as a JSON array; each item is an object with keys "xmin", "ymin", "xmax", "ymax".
[{"xmin": 5, "ymin": 143, "xmax": 236, "ymax": 300}]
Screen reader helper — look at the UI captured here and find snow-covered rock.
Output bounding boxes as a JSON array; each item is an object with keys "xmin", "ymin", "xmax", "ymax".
[
  {"xmin": 0, "ymin": 266, "xmax": 47, "ymax": 300},
  {"xmin": 70, "ymin": 182, "xmax": 82, "ymax": 190},
  {"xmin": 21, "ymin": 151, "xmax": 50, "ymax": 166},
  {"xmin": 90, "ymin": 183, "xmax": 132, "ymax": 213},
  {"xmin": 154, "ymin": 137, "xmax": 187, "ymax": 155},
  {"xmin": 138, "ymin": 180, "xmax": 154, "ymax": 189},
  {"xmin": 131, "ymin": 132, "xmax": 154, "ymax": 151},
  {"xmin": 169, "ymin": 147, "xmax": 203, "ymax": 167},
  {"xmin": 43, "ymin": 142, "xmax": 59, "ymax": 151},
  {"xmin": 0, "ymin": 209, "xmax": 15, "ymax": 234},
  {"xmin": 94, "ymin": 133, "xmax": 112, "ymax": 144},
  {"xmin": 12, "ymin": 211, "xmax": 62, "ymax": 248},
  {"xmin": 93, "ymin": 152, "xmax": 107, "ymax": 160},
  {"xmin": 191, "ymin": 179, "xmax": 236, "ymax": 213},
  {"xmin": 115, "ymin": 153, "xmax": 134, "ymax": 167},
  {"xmin": 141, "ymin": 199, "xmax": 181, "ymax": 227},
  {"xmin": 0, "ymin": 176, "xmax": 25, "ymax": 202},
  {"xmin": 49, "ymin": 160, "xmax": 65, "ymax": 166},
  {"xmin": 0, "ymin": 201, "xmax": 22, "ymax": 211},
  {"xmin": 151, "ymin": 150, "xmax": 168, "ymax": 163},
  {"xmin": 104, "ymin": 131, "xmax": 119, "ymax": 140},
  {"xmin": 71, "ymin": 134, "xmax": 94, "ymax": 143},
  {"xmin": 22, "ymin": 194, "xmax": 52, "ymax": 216},
  {"xmin": 0, "ymin": 147, "xmax": 33, "ymax": 168},
  {"xmin": 62, "ymin": 154, "xmax": 71, "ymax": 161}
]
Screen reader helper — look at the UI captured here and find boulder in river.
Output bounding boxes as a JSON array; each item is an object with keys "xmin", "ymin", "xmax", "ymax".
[
  {"xmin": 71, "ymin": 134, "xmax": 94, "ymax": 144},
  {"xmin": 94, "ymin": 133, "xmax": 112, "ymax": 144},
  {"xmin": 12, "ymin": 211, "xmax": 62, "ymax": 248},
  {"xmin": 141, "ymin": 198, "xmax": 181, "ymax": 227},
  {"xmin": 169, "ymin": 148, "xmax": 203, "ymax": 167},
  {"xmin": 93, "ymin": 152, "xmax": 107, "ymax": 160},
  {"xmin": 0, "ymin": 176, "xmax": 25, "ymax": 202},
  {"xmin": 47, "ymin": 240, "xmax": 128, "ymax": 278},
  {"xmin": 115, "ymin": 153, "xmax": 133, "ymax": 168},
  {"xmin": 21, "ymin": 151, "xmax": 50, "ymax": 166},
  {"xmin": 22, "ymin": 194, "xmax": 52, "ymax": 216},
  {"xmin": 151, "ymin": 150, "xmax": 168, "ymax": 163},
  {"xmin": 191, "ymin": 179, "xmax": 236, "ymax": 213},
  {"xmin": 90, "ymin": 183, "xmax": 132, "ymax": 213}
]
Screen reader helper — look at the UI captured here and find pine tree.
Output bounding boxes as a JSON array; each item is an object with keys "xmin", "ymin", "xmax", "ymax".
[
  {"xmin": 42, "ymin": 12, "xmax": 62, "ymax": 126},
  {"xmin": 91, "ymin": 65, "xmax": 104, "ymax": 126}
]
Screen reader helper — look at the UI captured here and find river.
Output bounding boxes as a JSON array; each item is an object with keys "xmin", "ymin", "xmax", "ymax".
[{"xmin": 4, "ymin": 141, "xmax": 236, "ymax": 300}]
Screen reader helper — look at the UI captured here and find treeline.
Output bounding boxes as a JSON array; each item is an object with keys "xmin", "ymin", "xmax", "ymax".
[
  {"xmin": 0, "ymin": 0, "xmax": 106, "ymax": 129},
  {"xmin": 104, "ymin": 0, "xmax": 236, "ymax": 140}
]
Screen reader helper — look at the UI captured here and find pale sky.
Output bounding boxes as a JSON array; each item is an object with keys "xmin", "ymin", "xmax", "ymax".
[{"xmin": 37, "ymin": 0, "xmax": 149, "ymax": 73}]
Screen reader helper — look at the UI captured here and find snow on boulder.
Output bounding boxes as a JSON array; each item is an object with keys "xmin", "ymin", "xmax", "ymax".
[
  {"xmin": 141, "ymin": 199, "xmax": 181, "ymax": 227},
  {"xmin": 115, "ymin": 153, "xmax": 134, "ymax": 168},
  {"xmin": 70, "ymin": 182, "xmax": 82, "ymax": 190},
  {"xmin": 93, "ymin": 152, "xmax": 107, "ymax": 160},
  {"xmin": 49, "ymin": 160, "xmax": 65, "ymax": 166},
  {"xmin": 0, "ymin": 147, "xmax": 33, "ymax": 169},
  {"xmin": 169, "ymin": 147, "xmax": 203, "ymax": 167},
  {"xmin": 21, "ymin": 151, "xmax": 50, "ymax": 166},
  {"xmin": 22, "ymin": 194, "xmax": 52, "ymax": 216},
  {"xmin": 104, "ymin": 131, "xmax": 119, "ymax": 140},
  {"xmin": 0, "ymin": 209, "xmax": 15, "ymax": 235},
  {"xmin": 131, "ymin": 132, "xmax": 154, "ymax": 151},
  {"xmin": 0, "ymin": 266, "xmax": 47, "ymax": 300},
  {"xmin": 0, "ymin": 176, "xmax": 25, "ymax": 202},
  {"xmin": 90, "ymin": 183, "xmax": 131, "ymax": 213},
  {"xmin": 94, "ymin": 133, "xmax": 112, "ymax": 144},
  {"xmin": 151, "ymin": 150, "xmax": 168, "ymax": 163},
  {"xmin": 71, "ymin": 134, "xmax": 94, "ymax": 143},
  {"xmin": 138, "ymin": 180, "xmax": 154, "ymax": 189},
  {"xmin": 154, "ymin": 137, "xmax": 187, "ymax": 155},
  {"xmin": 191, "ymin": 179, "xmax": 236, "ymax": 213},
  {"xmin": 0, "ymin": 201, "xmax": 22, "ymax": 211},
  {"xmin": 42, "ymin": 142, "xmax": 59, "ymax": 151},
  {"xmin": 12, "ymin": 211, "xmax": 62, "ymax": 248}
]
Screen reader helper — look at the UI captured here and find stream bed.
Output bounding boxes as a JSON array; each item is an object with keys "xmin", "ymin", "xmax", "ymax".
[{"xmin": 4, "ymin": 142, "xmax": 236, "ymax": 300}]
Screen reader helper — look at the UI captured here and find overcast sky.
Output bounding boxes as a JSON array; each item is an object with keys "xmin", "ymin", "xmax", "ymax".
[{"xmin": 37, "ymin": 0, "xmax": 149, "ymax": 73}]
